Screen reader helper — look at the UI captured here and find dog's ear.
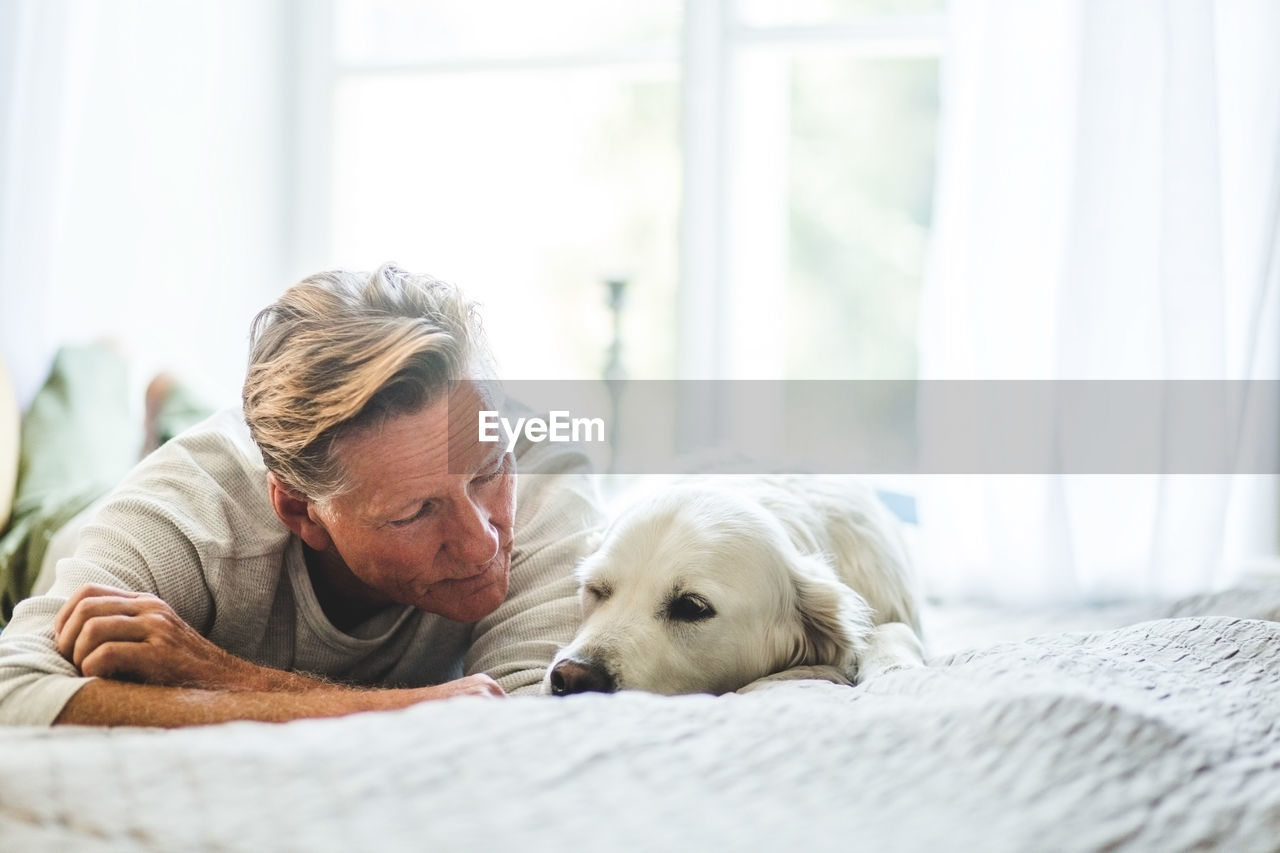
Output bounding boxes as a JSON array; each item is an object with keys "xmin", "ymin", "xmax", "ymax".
[
  {"xmin": 786, "ymin": 554, "xmax": 874, "ymax": 673},
  {"xmin": 573, "ymin": 528, "xmax": 608, "ymax": 583}
]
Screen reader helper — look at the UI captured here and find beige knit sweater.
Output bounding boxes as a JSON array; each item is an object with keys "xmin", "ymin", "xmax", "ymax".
[{"xmin": 0, "ymin": 408, "xmax": 603, "ymax": 725}]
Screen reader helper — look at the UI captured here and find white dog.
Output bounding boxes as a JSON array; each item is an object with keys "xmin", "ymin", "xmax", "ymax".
[{"xmin": 544, "ymin": 476, "xmax": 925, "ymax": 696}]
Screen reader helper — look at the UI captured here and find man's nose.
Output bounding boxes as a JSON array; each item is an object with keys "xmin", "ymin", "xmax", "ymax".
[{"xmin": 447, "ymin": 497, "xmax": 500, "ymax": 564}]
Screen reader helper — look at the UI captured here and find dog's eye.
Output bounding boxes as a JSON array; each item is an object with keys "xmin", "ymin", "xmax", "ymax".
[
  {"xmin": 667, "ymin": 593, "xmax": 716, "ymax": 622},
  {"xmin": 583, "ymin": 584, "xmax": 611, "ymax": 602}
]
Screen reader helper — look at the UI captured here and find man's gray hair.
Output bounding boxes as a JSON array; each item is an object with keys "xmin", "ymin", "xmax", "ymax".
[{"xmin": 242, "ymin": 263, "xmax": 491, "ymax": 500}]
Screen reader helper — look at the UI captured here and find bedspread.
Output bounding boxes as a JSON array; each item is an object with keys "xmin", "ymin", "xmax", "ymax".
[{"xmin": 2, "ymin": 615, "xmax": 1278, "ymax": 852}]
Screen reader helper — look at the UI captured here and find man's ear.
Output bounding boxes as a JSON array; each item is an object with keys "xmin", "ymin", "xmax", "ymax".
[{"xmin": 267, "ymin": 472, "xmax": 334, "ymax": 552}]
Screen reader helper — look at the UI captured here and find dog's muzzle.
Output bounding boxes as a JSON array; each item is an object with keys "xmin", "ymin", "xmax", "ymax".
[{"xmin": 548, "ymin": 657, "xmax": 617, "ymax": 695}]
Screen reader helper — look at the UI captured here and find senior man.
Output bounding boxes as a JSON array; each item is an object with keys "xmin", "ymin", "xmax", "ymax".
[{"xmin": 0, "ymin": 265, "xmax": 602, "ymax": 727}]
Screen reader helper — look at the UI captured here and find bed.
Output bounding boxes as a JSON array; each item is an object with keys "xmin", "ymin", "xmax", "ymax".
[{"xmin": 2, "ymin": 585, "xmax": 1278, "ymax": 852}]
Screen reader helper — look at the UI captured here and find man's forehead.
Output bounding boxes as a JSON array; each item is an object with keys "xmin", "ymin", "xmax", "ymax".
[
  {"xmin": 339, "ymin": 414, "xmax": 505, "ymax": 521},
  {"xmin": 448, "ymin": 378, "xmax": 503, "ymax": 414},
  {"xmin": 335, "ymin": 384, "xmax": 499, "ymax": 488},
  {"xmin": 444, "ymin": 381, "xmax": 500, "ymax": 465},
  {"xmin": 443, "ymin": 379, "xmax": 497, "ymax": 419}
]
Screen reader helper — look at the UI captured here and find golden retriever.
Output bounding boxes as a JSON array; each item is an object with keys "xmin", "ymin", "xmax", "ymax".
[{"xmin": 544, "ymin": 476, "xmax": 924, "ymax": 696}]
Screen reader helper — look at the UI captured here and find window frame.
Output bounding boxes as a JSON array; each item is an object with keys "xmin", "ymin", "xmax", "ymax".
[{"xmin": 289, "ymin": 0, "xmax": 946, "ymax": 380}]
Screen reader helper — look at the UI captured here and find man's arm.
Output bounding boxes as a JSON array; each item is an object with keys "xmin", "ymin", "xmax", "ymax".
[
  {"xmin": 1, "ymin": 525, "xmax": 507, "ymax": 727},
  {"xmin": 45, "ymin": 584, "xmax": 503, "ymax": 727},
  {"xmin": 53, "ymin": 583, "xmax": 345, "ymax": 692},
  {"xmin": 54, "ymin": 673, "xmax": 501, "ymax": 728},
  {"xmin": 2, "ymin": 565, "xmax": 508, "ymax": 727}
]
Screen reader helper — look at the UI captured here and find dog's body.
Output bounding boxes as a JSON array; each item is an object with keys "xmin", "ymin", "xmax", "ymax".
[{"xmin": 545, "ymin": 476, "xmax": 925, "ymax": 696}]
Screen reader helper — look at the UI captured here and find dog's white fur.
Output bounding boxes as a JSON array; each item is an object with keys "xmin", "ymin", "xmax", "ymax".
[{"xmin": 544, "ymin": 476, "xmax": 925, "ymax": 696}]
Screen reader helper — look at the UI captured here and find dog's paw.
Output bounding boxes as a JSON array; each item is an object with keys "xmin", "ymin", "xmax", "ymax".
[
  {"xmin": 853, "ymin": 622, "xmax": 927, "ymax": 684},
  {"xmin": 737, "ymin": 665, "xmax": 854, "ymax": 694},
  {"xmin": 855, "ymin": 660, "xmax": 921, "ymax": 683}
]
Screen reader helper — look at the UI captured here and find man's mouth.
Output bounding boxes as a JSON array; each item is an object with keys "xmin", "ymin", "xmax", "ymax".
[{"xmin": 445, "ymin": 553, "xmax": 509, "ymax": 584}]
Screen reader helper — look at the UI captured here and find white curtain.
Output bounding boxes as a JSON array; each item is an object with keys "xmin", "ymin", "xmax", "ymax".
[
  {"xmin": 0, "ymin": 0, "xmax": 293, "ymax": 410},
  {"xmin": 917, "ymin": 0, "xmax": 1280, "ymax": 604},
  {"xmin": 0, "ymin": 1, "xmax": 98, "ymax": 407}
]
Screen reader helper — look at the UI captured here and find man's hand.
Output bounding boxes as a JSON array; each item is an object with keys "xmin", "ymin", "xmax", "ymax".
[
  {"xmin": 55, "ymin": 584, "xmax": 275, "ymax": 690},
  {"xmin": 411, "ymin": 674, "xmax": 505, "ymax": 701}
]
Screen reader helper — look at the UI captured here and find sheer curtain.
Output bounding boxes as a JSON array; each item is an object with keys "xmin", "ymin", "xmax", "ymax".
[
  {"xmin": 0, "ymin": 0, "xmax": 292, "ymax": 410},
  {"xmin": 917, "ymin": 0, "xmax": 1280, "ymax": 604},
  {"xmin": 0, "ymin": 1, "xmax": 98, "ymax": 407}
]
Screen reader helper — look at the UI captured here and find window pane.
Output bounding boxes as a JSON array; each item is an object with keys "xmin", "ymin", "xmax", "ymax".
[
  {"xmin": 736, "ymin": 0, "xmax": 945, "ymax": 28},
  {"xmin": 787, "ymin": 56, "xmax": 939, "ymax": 378},
  {"xmin": 332, "ymin": 69, "xmax": 680, "ymax": 379},
  {"xmin": 335, "ymin": 0, "xmax": 682, "ymax": 64}
]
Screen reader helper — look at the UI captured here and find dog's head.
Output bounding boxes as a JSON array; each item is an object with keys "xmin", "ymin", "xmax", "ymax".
[{"xmin": 544, "ymin": 485, "xmax": 874, "ymax": 696}]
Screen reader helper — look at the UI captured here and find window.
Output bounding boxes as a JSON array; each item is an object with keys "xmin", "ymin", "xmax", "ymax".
[{"xmin": 311, "ymin": 0, "xmax": 943, "ymax": 381}]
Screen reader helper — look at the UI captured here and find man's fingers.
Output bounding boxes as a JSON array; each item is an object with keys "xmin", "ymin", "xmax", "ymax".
[
  {"xmin": 57, "ymin": 596, "xmax": 145, "ymax": 659},
  {"xmin": 414, "ymin": 674, "xmax": 506, "ymax": 703},
  {"xmin": 459, "ymin": 674, "xmax": 505, "ymax": 698},
  {"xmin": 71, "ymin": 614, "xmax": 151, "ymax": 670},
  {"xmin": 78, "ymin": 641, "xmax": 147, "ymax": 680},
  {"xmin": 56, "ymin": 593, "xmax": 153, "ymax": 659},
  {"xmin": 53, "ymin": 584, "xmax": 145, "ymax": 634}
]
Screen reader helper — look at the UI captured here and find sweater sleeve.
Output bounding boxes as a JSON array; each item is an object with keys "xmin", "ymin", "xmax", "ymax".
[
  {"xmin": 0, "ymin": 594, "xmax": 95, "ymax": 725},
  {"xmin": 0, "ymin": 494, "xmax": 213, "ymax": 725},
  {"xmin": 0, "ymin": 412, "xmax": 262, "ymax": 726},
  {"xmin": 463, "ymin": 439, "xmax": 604, "ymax": 695}
]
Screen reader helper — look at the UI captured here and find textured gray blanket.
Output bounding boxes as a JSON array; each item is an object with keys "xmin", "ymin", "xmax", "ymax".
[{"xmin": 2, "ymin": 614, "xmax": 1279, "ymax": 851}]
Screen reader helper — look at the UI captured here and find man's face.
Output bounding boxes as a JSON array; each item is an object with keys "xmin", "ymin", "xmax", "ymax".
[{"xmin": 311, "ymin": 382, "xmax": 516, "ymax": 623}]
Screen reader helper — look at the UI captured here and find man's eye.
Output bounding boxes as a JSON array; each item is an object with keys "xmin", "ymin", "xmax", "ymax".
[
  {"xmin": 667, "ymin": 593, "xmax": 715, "ymax": 622},
  {"xmin": 390, "ymin": 503, "xmax": 434, "ymax": 527},
  {"xmin": 472, "ymin": 454, "xmax": 511, "ymax": 488}
]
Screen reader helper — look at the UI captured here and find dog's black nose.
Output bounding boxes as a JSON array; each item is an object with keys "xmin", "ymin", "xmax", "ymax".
[{"xmin": 549, "ymin": 658, "xmax": 617, "ymax": 695}]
